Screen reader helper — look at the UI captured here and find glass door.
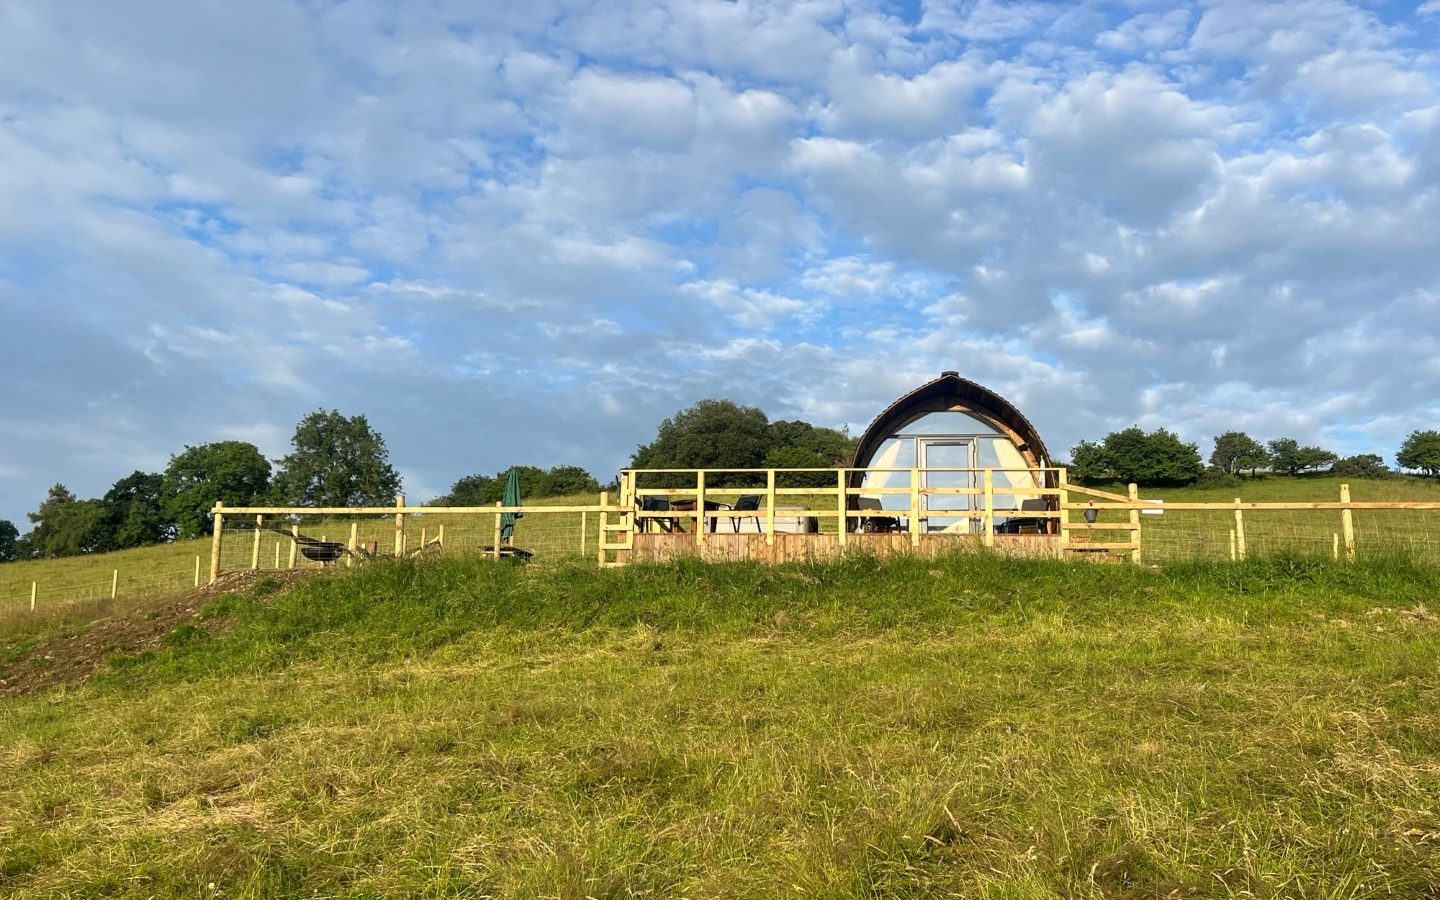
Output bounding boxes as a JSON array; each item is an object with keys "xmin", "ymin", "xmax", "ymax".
[{"xmin": 919, "ymin": 439, "xmax": 976, "ymax": 533}]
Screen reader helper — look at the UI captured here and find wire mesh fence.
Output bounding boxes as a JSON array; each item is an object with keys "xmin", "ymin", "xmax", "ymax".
[
  {"xmin": 215, "ymin": 507, "xmax": 599, "ymax": 577},
  {"xmin": 7, "ymin": 479, "xmax": 1440, "ymax": 615},
  {"xmin": 1, "ymin": 557, "xmax": 206, "ymax": 615},
  {"xmin": 1136, "ymin": 507, "xmax": 1440, "ymax": 564}
]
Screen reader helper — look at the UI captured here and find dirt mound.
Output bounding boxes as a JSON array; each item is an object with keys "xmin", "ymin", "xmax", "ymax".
[{"xmin": 0, "ymin": 569, "xmax": 317, "ymax": 699}]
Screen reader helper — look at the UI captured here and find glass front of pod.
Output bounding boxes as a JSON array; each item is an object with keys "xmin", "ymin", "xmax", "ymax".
[{"xmin": 858, "ymin": 409, "xmax": 1043, "ymax": 533}]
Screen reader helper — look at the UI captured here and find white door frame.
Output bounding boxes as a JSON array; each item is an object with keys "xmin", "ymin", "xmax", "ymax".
[{"xmin": 918, "ymin": 438, "xmax": 976, "ymax": 532}]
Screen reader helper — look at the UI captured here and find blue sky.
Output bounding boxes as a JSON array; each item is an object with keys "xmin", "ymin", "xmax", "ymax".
[{"xmin": 2, "ymin": 0, "xmax": 1440, "ymax": 525}]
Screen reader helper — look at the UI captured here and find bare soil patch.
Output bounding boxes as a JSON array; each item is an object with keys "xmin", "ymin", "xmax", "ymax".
[{"xmin": 0, "ymin": 569, "xmax": 317, "ymax": 698}]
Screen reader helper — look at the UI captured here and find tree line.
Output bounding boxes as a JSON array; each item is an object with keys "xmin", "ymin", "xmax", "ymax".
[
  {"xmin": 1, "ymin": 410, "xmax": 404, "ymax": 561},
  {"xmin": 434, "ymin": 466, "xmax": 603, "ymax": 506},
  {"xmin": 1069, "ymin": 427, "xmax": 1440, "ymax": 487},
  {"xmin": 5, "ymin": 397, "xmax": 1435, "ymax": 562}
]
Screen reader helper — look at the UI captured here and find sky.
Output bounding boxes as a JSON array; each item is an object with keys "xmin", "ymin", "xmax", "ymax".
[{"xmin": 2, "ymin": 0, "xmax": 1440, "ymax": 525}]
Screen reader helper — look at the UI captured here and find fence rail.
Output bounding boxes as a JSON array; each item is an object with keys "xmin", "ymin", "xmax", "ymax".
[
  {"xmin": 202, "ymin": 471, "xmax": 1440, "ymax": 577},
  {"xmin": 15, "ymin": 470, "xmax": 1438, "ymax": 614}
]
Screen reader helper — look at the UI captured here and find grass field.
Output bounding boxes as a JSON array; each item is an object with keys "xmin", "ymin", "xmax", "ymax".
[{"xmin": 3, "ymin": 552, "xmax": 1440, "ymax": 897}]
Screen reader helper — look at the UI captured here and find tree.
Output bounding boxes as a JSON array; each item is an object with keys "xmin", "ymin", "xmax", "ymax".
[
  {"xmin": 1209, "ymin": 431, "xmax": 1270, "ymax": 476},
  {"xmin": 1330, "ymin": 454, "xmax": 1391, "ymax": 480},
  {"xmin": 440, "ymin": 473, "xmax": 501, "ymax": 506},
  {"xmin": 1397, "ymin": 430, "xmax": 1440, "ymax": 478},
  {"xmin": 1067, "ymin": 440, "xmax": 1110, "ymax": 484},
  {"xmin": 630, "ymin": 400, "xmax": 856, "ymax": 488},
  {"xmin": 763, "ymin": 445, "xmax": 833, "ymax": 488},
  {"xmin": 99, "ymin": 471, "xmax": 174, "ymax": 550},
  {"xmin": 1267, "ymin": 438, "xmax": 1337, "ymax": 476},
  {"xmin": 1067, "ymin": 428, "xmax": 1204, "ymax": 486},
  {"xmin": 767, "ymin": 420, "xmax": 856, "ymax": 466},
  {"xmin": 436, "ymin": 465, "xmax": 601, "ymax": 505},
  {"xmin": 271, "ymin": 410, "xmax": 402, "ymax": 507},
  {"xmin": 17, "ymin": 484, "xmax": 108, "ymax": 558},
  {"xmin": 631, "ymin": 400, "xmax": 773, "ymax": 486},
  {"xmin": 0, "ymin": 519, "xmax": 18, "ymax": 562},
  {"xmin": 165, "ymin": 442, "xmax": 272, "ymax": 538},
  {"xmin": 540, "ymin": 465, "xmax": 601, "ymax": 497}
]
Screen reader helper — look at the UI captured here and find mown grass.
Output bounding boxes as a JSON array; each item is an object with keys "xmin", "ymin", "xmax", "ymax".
[{"xmin": 3, "ymin": 552, "xmax": 1440, "ymax": 897}]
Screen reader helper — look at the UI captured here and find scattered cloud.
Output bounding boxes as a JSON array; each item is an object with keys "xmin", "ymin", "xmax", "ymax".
[{"xmin": 1, "ymin": 0, "xmax": 1439, "ymax": 524}]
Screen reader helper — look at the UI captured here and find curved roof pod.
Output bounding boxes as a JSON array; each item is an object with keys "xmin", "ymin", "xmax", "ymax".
[{"xmin": 848, "ymin": 371, "xmax": 1053, "ymax": 489}]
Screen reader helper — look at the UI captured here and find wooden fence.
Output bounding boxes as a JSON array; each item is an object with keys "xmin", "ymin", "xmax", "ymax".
[{"xmin": 206, "ymin": 473, "xmax": 1440, "ymax": 580}]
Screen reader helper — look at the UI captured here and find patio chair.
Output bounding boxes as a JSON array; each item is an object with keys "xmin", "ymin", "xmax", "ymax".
[
  {"xmin": 999, "ymin": 498, "xmax": 1051, "ymax": 535},
  {"xmin": 856, "ymin": 496, "xmax": 902, "ymax": 533},
  {"xmin": 729, "ymin": 494, "xmax": 761, "ymax": 532},
  {"xmin": 638, "ymin": 495, "xmax": 678, "ymax": 533}
]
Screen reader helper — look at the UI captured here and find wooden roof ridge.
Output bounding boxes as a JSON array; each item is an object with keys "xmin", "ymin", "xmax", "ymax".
[{"xmin": 850, "ymin": 371, "xmax": 1053, "ymax": 468}]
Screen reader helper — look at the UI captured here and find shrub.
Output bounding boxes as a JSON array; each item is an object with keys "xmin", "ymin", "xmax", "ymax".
[{"xmin": 1330, "ymin": 454, "xmax": 1391, "ymax": 480}]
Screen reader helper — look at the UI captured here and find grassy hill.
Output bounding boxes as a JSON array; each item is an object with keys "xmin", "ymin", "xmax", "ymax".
[{"xmin": 4, "ymin": 551, "xmax": 1440, "ymax": 896}]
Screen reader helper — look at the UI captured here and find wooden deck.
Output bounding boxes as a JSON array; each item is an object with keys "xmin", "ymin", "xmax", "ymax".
[{"xmin": 627, "ymin": 532, "xmax": 1061, "ymax": 564}]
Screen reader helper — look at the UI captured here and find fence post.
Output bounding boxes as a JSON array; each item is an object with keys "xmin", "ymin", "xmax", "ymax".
[
  {"xmin": 1128, "ymin": 483, "xmax": 1142, "ymax": 566},
  {"xmin": 437, "ymin": 523, "xmax": 445, "ymax": 553},
  {"xmin": 983, "ymin": 468, "xmax": 994, "ymax": 548},
  {"xmin": 909, "ymin": 466, "xmax": 921, "ymax": 548},
  {"xmin": 695, "ymin": 469, "xmax": 707, "ymax": 547},
  {"xmin": 597, "ymin": 492, "xmax": 608, "ymax": 566},
  {"xmin": 274, "ymin": 541, "xmax": 281, "ymax": 569},
  {"xmin": 765, "ymin": 470, "xmax": 776, "ymax": 547},
  {"xmin": 348, "ymin": 522, "xmax": 358, "ymax": 567},
  {"xmin": 194, "ymin": 555, "xmax": 201, "ymax": 587},
  {"xmin": 31, "ymin": 581, "xmax": 37, "ymax": 611},
  {"xmin": 1233, "ymin": 499, "xmax": 1247, "ymax": 561},
  {"xmin": 111, "ymin": 569, "xmax": 118, "ymax": 600},
  {"xmin": 209, "ymin": 502, "xmax": 225, "ymax": 583},
  {"xmin": 251, "ymin": 515, "xmax": 263, "ymax": 570},
  {"xmin": 420, "ymin": 527, "xmax": 427, "ymax": 551},
  {"xmin": 836, "ymin": 469, "xmax": 848, "ymax": 547},
  {"xmin": 1057, "ymin": 469, "xmax": 1069, "ymax": 554},
  {"xmin": 493, "ymin": 501, "xmax": 502, "ymax": 560},
  {"xmin": 580, "ymin": 511, "xmax": 587, "ymax": 553},
  {"xmin": 1340, "ymin": 483, "xmax": 1355, "ymax": 561},
  {"xmin": 289, "ymin": 525, "xmax": 299, "ymax": 569},
  {"xmin": 394, "ymin": 494, "xmax": 407, "ymax": 558}
]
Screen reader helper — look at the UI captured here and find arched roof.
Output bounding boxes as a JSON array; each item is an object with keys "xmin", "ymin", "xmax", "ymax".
[{"xmin": 850, "ymin": 371, "xmax": 1052, "ymax": 471}]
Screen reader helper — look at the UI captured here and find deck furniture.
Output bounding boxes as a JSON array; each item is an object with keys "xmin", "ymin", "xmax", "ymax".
[
  {"xmin": 638, "ymin": 495, "xmax": 678, "ymax": 533},
  {"xmin": 855, "ymin": 496, "xmax": 903, "ymax": 533},
  {"xmin": 996, "ymin": 498, "xmax": 1051, "ymax": 535},
  {"xmin": 729, "ymin": 494, "xmax": 761, "ymax": 532},
  {"xmin": 669, "ymin": 497, "xmax": 728, "ymax": 533}
]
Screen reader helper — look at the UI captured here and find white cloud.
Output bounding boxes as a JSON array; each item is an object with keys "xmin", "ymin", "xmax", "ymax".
[
  {"xmin": 1, "ymin": 0, "xmax": 1440, "ymax": 527},
  {"xmin": 680, "ymin": 279, "xmax": 812, "ymax": 329},
  {"xmin": 919, "ymin": 0, "xmax": 1054, "ymax": 42},
  {"xmin": 1097, "ymin": 9, "xmax": 1192, "ymax": 53}
]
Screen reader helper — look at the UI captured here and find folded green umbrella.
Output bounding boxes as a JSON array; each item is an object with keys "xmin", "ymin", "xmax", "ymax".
[{"xmin": 501, "ymin": 468, "xmax": 522, "ymax": 544}]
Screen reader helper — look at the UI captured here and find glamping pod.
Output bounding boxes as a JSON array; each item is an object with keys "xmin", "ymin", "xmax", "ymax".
[{"xmin": 849, "ymin": 372, "xmax": 1054, "ymax": 533}]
